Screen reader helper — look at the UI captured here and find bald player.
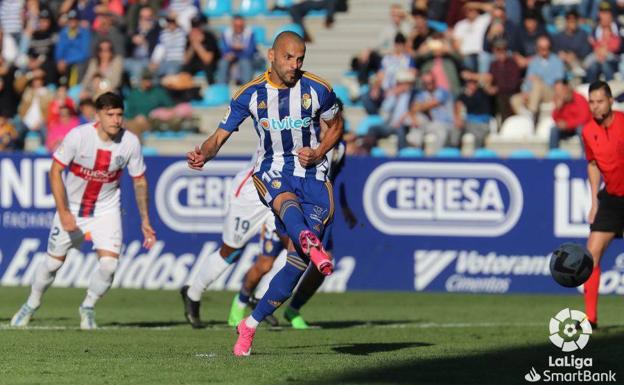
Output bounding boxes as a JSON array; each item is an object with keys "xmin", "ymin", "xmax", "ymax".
[{"xmin": 187, "ymin": 31, "xmax": 343, "ymax": 356}]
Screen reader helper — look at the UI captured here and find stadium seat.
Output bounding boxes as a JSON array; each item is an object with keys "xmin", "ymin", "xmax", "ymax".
[
  {"xmin": 435, "ymin": 147, "xmax": 461, "ymax": 158},
  {"xmin": 546, "ymin": 148, "xmax": 571, "ymax": 159},
  {"xmin": 508, "ymin": 149, "xmax": 536, "ymax": 159},
  {"xmin": 355, "ymin": 115, "xmax": 384, "ymax": 136},
  {"xmin": 268, "ymin": 0, "xmax": 294, "ymax": 16},
  {"xmin": 333, "ymin": 84, "xmax": 352, "ymax": 106},
  {"xmin": 499, "ymin": 115, "xmax": 534, "ymax": 140},
  {"xmin": 273, "ymin": 23, "xmax": 305, "ymax": 40},
  {"xmin": 238, "ymin": 0, "xmax": 267, "ymax": 17},
  {"xmin": 370, "ymin": 146, "xmax": 387, "ymax": 157},
  {"xmin": 397, "ymin": 147, "xmax": 424, "ymax": 158},
  {"xmin": 535, "ymin": 116, "xmax": 554, "ymax": 141},
  {"xmin": 473, "ymin": 148, "xmax": 498, "ymax": 158},
  {"xmin": 142, "ymin": 146, "xmax": 159, "ymax": 156},
  {"xmin": 33, "ymin": 145, "xmax": 49, "ymax": 155},
  {"xmin": 251, "ymin": 25, "xmax": 269, "ymax": 46},
  {"xmin": 427, "ymin": 20, "xmax": 448, "ymax": 32},
  {"xmin": 204, "ymin": 0, "xmax": 232, "ymax": 17},
  {"xmin": 191, "ymin": 84, "xmax": 230, "ymax": 107},
  {"xmin": 68, "ymin": 85, "xmax": 81, "ymax": 104}
]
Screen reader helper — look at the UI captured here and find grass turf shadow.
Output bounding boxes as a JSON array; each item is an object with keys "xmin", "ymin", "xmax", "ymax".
[{"xmin": 310, "ymin": 329, "xmax": 624, "ymax": 385}]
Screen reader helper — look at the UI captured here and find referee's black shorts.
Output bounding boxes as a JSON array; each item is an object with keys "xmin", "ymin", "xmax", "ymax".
[{"xmin": 590, "ymin": 189, "xmax": 624, "ymax": 237}]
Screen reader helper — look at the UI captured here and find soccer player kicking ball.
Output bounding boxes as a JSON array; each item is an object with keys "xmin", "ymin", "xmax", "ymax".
[
  {"xmin": 581, "ymin": 81, "xmax": 624, "ymax": 329},
  {"xmin": 187, "ymin": 31, "xmax": 343, "ymax": 356},
  {"xmin": 11, "ymin": 92, "xmax": 156, "ymax": 330}
]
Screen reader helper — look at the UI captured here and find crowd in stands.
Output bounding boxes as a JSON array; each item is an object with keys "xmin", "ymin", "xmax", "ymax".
[
  {"xmin": 345, "ymin": 0, "xmax": 619, "ymax": 157},
  {"xmin": 0, "ymin": 0, "xmax": 278, "ymax": 153}
]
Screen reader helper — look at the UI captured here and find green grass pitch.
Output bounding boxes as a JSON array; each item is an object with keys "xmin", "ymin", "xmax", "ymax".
[{"xmin": 1, "ymin": 287, "xmax": 623, "ymax": 385}]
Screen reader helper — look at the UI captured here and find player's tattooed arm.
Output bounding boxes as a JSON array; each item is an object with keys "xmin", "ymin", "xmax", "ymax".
[{"xmin": 133, "ymin": 175, "xmax": 156, "ymax": 248}]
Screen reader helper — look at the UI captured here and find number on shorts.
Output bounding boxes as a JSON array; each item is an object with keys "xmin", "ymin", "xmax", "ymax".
[
  {"xmin": 261, "ymin": 169, "xmax": 282, "ymax": 183},
  {"xmin": 50, "ymin": 226, "xmax": 60, "ymax": 241},
  {"xmin": 234, "ymin": 217, "xmax": 250, "ymax": 233}
]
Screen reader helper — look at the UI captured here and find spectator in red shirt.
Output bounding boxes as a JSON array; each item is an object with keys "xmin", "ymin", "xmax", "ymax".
[{"xmin": 549, "ymin": 80, "xmax": 591, "ymax": 149}]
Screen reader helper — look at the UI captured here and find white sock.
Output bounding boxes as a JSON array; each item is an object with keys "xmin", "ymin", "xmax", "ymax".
[
  {"xmin": 245, "ymin": 315, "xmax": 260, "ymax": 329},
  {"xmin": 82, "ymin": 257, "xmax": 118, "ymax": 308},
  {"xmin": 27, "ymin": 256, "xmax": 64, "ymax": 309},
  {"xmin": 187, "ymin": 249, "xmax": 231, "ymax": 301}
]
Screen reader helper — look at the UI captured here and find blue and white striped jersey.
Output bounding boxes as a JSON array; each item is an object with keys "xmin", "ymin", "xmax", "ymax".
[{"xmin": 219, "ymin": 71, "xmax": 339, "ymax": 181}]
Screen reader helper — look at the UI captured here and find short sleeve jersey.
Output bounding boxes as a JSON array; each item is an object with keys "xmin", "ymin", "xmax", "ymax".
[{"xmin": 52, "ymin": 123, "xmax": 146, "ymax": 217}]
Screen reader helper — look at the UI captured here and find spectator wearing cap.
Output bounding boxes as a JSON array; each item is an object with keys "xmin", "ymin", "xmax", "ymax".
[
  {"xmin": 216, "ymin": 15, "xmax": 258, "ymax": 85},
  {"xmin": 452, "ymin": 3, "xmax": 491, "ymax": 73},
  {"xmin": 416, "ymin": 35, "xmax": 463, "ymax": 97},
  {"xmin": 549, "ymin": 80, "xmax": 591, "ymax": 149},
  {"xmin": 406, "ymin": 72, "xmax": 455, "ymax": 151},
  {"xmin": 485, "ymin": 38, "xmax": 522, "ymax": 123},
  {"xmin": 181, "ymin": 14, "xmax": 220, "ymax": 84},
  {"xmin": 584, "ymin": 1, "xmax": 621, "ymax": 82},
  {"xmin": 510, "ymin": 36, "xmax": 564, "ymax": 120},
  {"xmin": 454, "ymin": 78, "xmax": 493, "ymax": 149},
  {"xmin": 552, "ymin": 10, "xmax": 592, "ymax": 81},
  {"xmin": 55, "ymin": 10, "xmax": 91, "ymax": 86},
  {"xmin": 363, "ymin": 33, "xmax": 416, "ymax": 115},
  {"xmin": 80, "ymin": 39, "xmax": 123, "ymax": 99},
  {"xmin": 125, "ymin": 6, "xmax": 160, "ymax": 87},
  {"xmin": 150, "ymin": 13, "xmax": 187, "ymax": 77}
]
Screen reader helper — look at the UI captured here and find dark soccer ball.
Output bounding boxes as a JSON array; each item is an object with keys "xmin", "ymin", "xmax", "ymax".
[{"xmin": 550, "ymin": 243, "xmax": 594, "ymax": 288}]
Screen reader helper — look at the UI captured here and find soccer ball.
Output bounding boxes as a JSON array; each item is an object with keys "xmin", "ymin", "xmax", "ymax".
[{"xmin": 550, "ymin": 243, "xmax": 594, "ymax": 288}]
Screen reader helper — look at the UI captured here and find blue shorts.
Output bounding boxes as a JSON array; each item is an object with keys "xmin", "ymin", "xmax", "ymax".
[
  {"xmin": 252, "ymin": 172, "xmax": 334, "ymax": 243},
  {"xmin": 260, "ymin": 222, "xmax": 285, "ymax": 258}
]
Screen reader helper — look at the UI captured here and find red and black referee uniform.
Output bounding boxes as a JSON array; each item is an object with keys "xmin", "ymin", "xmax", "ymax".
[{"xmin": 581, "ymin": 110, "xmax": 624, "ymax": 324}]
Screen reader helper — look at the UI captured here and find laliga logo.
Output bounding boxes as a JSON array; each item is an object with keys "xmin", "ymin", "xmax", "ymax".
[
  {"xmin": 363, "ymin": 162, "xmax": 523, "ymax": 236},
  {"xmin": 549, "ymin": 308, "xmax": 592, "ymax": 352},
  {"xmin": 155, "ymin": 160, "xmax": 249, "ymax": 233}
]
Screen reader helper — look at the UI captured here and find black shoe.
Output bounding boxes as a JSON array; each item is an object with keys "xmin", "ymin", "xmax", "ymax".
[
  {"xmin": 180, "ymin": 285, "xmax": 202, "ymax": 329},
  {"xmin": 248, "ymin": 296, "xmax": 279, "ymax": 327}
]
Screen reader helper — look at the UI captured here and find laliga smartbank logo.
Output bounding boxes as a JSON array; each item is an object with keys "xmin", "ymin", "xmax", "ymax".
[
  {"xmin": 363, "ymin": 162, "xmax": 523, "ymax": 236},
  {"xmin": 549, "ymin": 308, "xmax": 592, "ymax": 352},
  {"xmin": 155, "ymin": 160, "xmax": 249, "ymax": 233},
  {"xmin": 523, "ymin": 308, "xmax": 616, "ymax": 383}
]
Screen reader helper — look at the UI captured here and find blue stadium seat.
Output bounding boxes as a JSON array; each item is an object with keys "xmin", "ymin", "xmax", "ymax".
[
  {"xmin": 427, "ymin": 20, "xmax": 448, "ymax": 32},
  {"xmin": 508, "ymin": 149, "xmax": 536, "ymax": 159},
  {"xmin": 333, "ymin": 84, "xmax": 352, "ymax": 106},
  {"xmin": 191, "ymin": 84, "xmax": 230, "ymax": 107},
  {"xmin": 204, "ymin": 0, "xmax": 232, "ymax": 17},
  {"xmin": 355, "ymin": 115, "xmax": 384, "ymax": 136},
  {"xmin": 473, "ymin": 148, "xmax": 498, "ymax": 158},
  {"xmin": 398, "ymin": 147, "xmax": 424, "ymax": 158},
  {"xmin": 68, "ymin": 85, "xmax": 81, "ymax": 104},
  {"xmin": 268, "ymin": 0, "xmax": 294, "ymax": 16},
  {"xmin": 273, "ymin": 23, "xmax": 305, "ymax": 40},
  {"xmin": 142, "ymin": 147, "xmax": 159, "ymax": 156},
  {"xmin": 33, "ymin": 145, "xmax": 49, "ymax": 155},
  {"xmin": 251, "ymin": 25, "xmax": 269, "ymax": 46},
  {"xmin": 370, "ymin": 146, "xmax": 387, "ymax": 157},
  {"xmin": 238, "ymin": 0, "xmax": 267, "ymax": 17},
  {"xmin": 546, "ymin": 148, "xmax": 571, "ymax": 159},
  {"xmin": 435, "ymin": 147, "xmax": 461, "ymax": 158}
]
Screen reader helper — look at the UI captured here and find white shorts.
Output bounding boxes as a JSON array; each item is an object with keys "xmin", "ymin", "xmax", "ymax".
[
  {"xmin": 47, "ymin": 211, "xmax": 123, "ymax": 256},
  {"xmin": 222, "ymin": 174, "xmax": 274, "ymax": 249}
]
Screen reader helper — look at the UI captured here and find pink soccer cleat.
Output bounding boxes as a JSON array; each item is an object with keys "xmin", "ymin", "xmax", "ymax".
[
  {"xmin": 233, "ymin": 318, "xmax": 256, "ymax": 356},
  {"xmin": 299, "ymin": 230, "xmax": 334, "ymax": 275}
]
